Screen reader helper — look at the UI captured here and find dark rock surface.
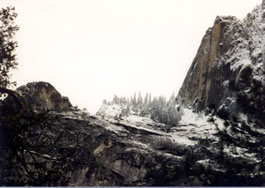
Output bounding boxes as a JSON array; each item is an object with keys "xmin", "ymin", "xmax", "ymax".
[
  {"xmin": 178, "ymin": 2, "xmax": 265, "ymax": 134},
  {"xmin": 177, "ymin": 15, "xmax": 248, "ymax": 112},
  {"xmin": 1, "ymin": 89, "xmax": 265, "ymax": 186},
  {"xmin": 16, "ymin": 82, "xmax": 72, "ymax": 112}
]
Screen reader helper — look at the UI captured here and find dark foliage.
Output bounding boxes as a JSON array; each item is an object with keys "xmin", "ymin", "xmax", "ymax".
[
  {"xmin": 0, "ymin": 7, "xmax": 19, "ymax": 88},
  {"xmin": 105, "ymin": 92, "xmax": 182, "ymax": 126}
]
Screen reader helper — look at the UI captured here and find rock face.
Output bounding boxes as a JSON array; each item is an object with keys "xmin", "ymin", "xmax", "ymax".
[
  {"xmin": 178, "ymin": 3, "xmax": 265, "ymax": 125},
  {"xmin": 175, "ymin": 2, "xmax": 265, "ymax": 185},
  {"xmin": 16, "ymin": 82, "xmax": 72, "ymax": 112},
  {"xmin": 1, "ymin": 84, "xmax": 265, "ymax": 186},
  {"xmin": 178, "ymin": 16, "xmax": 248, "ymax": 111},
  {"xmin": 1, "ymin": 101, "xmax": 265, "ymax": 186}
]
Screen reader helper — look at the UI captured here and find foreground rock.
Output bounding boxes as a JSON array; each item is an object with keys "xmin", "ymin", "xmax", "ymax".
[
  {"xmin": 16, "ymin": 82, "xmax": 72, "ymax": 112},
  {"xmin": 1, "ymin": 83, "xmax": 265, "ymax": 186}
]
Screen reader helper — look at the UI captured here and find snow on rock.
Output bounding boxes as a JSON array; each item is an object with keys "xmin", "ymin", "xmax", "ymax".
[
  {"xmin": 102, "ymin": 120, "xmax": 128, "ymax": 135},
  {"xmin": 170, "ymin": 134, "xmax": 196, "ymax": 146},
  {"xmin": 54, "ymin": 109, "xmax": 91, "ymax": 121},
  {"xmin": 97, "ymin": 104, "xmax": 225, "ymax": 148},
  {"xmin": 214, "ymin": 118, "xmax": 226, "ymax": 132},
  {"xmin": 126, "ymin": 115, "xmax": 156, "ymax": 126},
  {"xmin": 94, "ymin": 83, "xmax": 265, "ymax": 184},
  {"xmin": 97, "ymin": 104, "xmax": 122, "ymax": 119},
  {"xmin": 223, "ymin": 145, "xmax": 260, "ymax": 163},
  {"xmin": 179, "ymin": 107, "xmax": 209, "ymax": 125}
]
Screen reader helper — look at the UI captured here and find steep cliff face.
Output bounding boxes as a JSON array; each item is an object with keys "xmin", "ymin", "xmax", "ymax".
[
  {"xmin": 175, "ymin": 4, "xmax": 265, "ymax": 185},
  {"xmin": 178, "ymin": 15, "xmax": 248, "ymax": 110},
  {"xmin": 178, "ymin": 3, "xmax": 265, "ymax": 126}
]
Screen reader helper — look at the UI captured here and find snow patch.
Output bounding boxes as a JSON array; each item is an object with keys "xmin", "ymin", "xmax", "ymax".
[
  {"xmin": 239, "ymin": 113, "xmax": 248, "ymax": 122},
  {"xmin": 215, "ymin": 118, "xmax": 226, "ymax": 131},
  {"xmin": 126, "ymin": 115, "xmax": 156, "ymax": 126},
  {"xmin": 97, "ymin": 104, "xmax": 122, "ymax": 119},
  {"xmin": 224, "ymin": 145, "xmax": 259, "ymax": 162},
  {"xmin": 104, "ymin": 122, "xmax": 127, "ymax": 134},
  {"xmin": 230, "ymin": 51, "xmax": 252, "ymax": 71},
  {"xmin": 170, "ymin": 134, "xmax": 196, "ymax": 146},
  {"xmin": 179, "ymin": 107, "xmax": 209, "ymax": 126}
]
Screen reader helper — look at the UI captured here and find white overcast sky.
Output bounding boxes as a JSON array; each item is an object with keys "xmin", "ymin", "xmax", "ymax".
[{"xmin": 2, "ymin": 0, "xmax": 261, "ymax": 113}]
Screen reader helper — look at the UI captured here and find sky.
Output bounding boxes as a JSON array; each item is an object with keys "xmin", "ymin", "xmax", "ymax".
[{"xmin": 1, "ymin": 0, "xmax": 261, "ymax": 114}]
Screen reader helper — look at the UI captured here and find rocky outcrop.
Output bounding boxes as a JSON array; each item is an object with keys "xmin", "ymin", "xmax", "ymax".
[
  {"xmin": 1, "ymin": 82, "xmax": 265, "ymax": 186},
  {"xmin": 16, "ymin": 82, "xmax": 72, "ymax": 112},
  {"xmin": 178, "ymin": 3, "xmax": 265, "ymax": 127},
  {"xmin": 174, "ymin": 1, "xmax": 265, "ymax": 185},
  {"xmin": 178, "ymin": 15, "xmax": 248, "ymax": 111}
]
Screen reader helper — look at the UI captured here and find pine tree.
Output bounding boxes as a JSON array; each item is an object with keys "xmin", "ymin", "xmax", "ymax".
[
  {"xmin": 105, "ymin": 92, "xmax": 182, "ymax": 126},
  {"xmin": 137, "ymin": 92, "xmax": 143, "ymax": 109},
  {"xmin": 102, "ymin": 99, "xmax": 107, "ymax": 105},
  {"xmin": 112, "ymin": 95, "xmax": 119, "ymax": 104},
  {"xmin": 144, "ymin": 93, "xmax": 148, "ymax": 105},
  {"xmin": 148, "ymin": 93, "xmax": 152, "ymax": 105},
  {"xmin": 132, "ymin": 93, "xmax": 137, "ymax": 107},
  {"xmin": 125, "ymin": 105, "xmax": 130, "ymax": 116},
  {"xmin": 0, "ymin": 7, "xmax": 19, "ymax": 89}
]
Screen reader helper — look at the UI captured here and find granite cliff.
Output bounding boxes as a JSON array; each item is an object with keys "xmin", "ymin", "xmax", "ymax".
[
  {"xmin": 178, "ymin": 15, "xmax": 248, "ymax": 110},
  {"xmin": 178, "ymin": 3, "xmax": 265, "ymax": 124}
]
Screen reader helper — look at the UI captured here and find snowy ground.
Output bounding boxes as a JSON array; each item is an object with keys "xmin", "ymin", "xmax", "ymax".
[
  {"xmin": 95, "ymin": 103, "xmax": 263, "ymax": 164},
  {"xmin": 96, "ymin": 104, "xmax": 228, "ymax": 146},
  {"xmin": 53, "ymin": 102, "xmax": 262, "ymax": 167}
]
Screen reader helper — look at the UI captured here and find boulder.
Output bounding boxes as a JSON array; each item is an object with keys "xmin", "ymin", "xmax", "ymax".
[{"xmin": 16, "ymin": 82, "xmax": 72, "ymax": 112}]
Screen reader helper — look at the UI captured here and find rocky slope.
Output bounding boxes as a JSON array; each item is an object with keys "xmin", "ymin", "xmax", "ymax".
[
  {"xmin": 1, "ymin": 1, "xmax": 265, "ymax": 186},
  {"xmin": 0, "ymin": 81, "xmax": 264, "ymax": 186}
]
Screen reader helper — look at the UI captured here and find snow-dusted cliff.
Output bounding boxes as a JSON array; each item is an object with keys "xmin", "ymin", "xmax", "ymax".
[
  {"xmin": 178, "ymin": 4, "xmax": 265, "ymax": 112},
  {"xmin": 178, "ymin": 3, "xmax": 265, "ymax": 141}
]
